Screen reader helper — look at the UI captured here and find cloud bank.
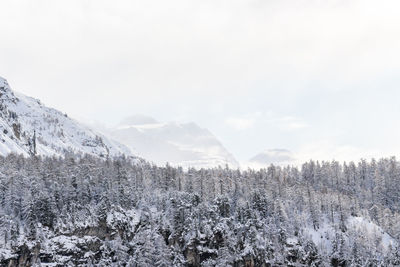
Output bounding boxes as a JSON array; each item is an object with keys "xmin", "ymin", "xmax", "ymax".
[{"xmin": 1, "ymin": 0, "xmax": 400, "ymax": 162}]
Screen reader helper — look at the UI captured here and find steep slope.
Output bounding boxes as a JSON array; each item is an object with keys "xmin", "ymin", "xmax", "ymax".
[
  {"xmin": 0, "ymin": 76, "xmax": 132, "ymax": 158},
  {"xmin": 108, "ymin": 115, "xmax": 239, "ymax": 168}
]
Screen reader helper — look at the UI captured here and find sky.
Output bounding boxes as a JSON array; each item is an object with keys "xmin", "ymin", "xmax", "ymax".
[{"xmin": 1, "ymin": 0, "xmax": 400, "ymax": 164}]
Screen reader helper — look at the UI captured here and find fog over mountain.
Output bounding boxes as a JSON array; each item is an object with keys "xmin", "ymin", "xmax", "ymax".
[
  {"xmin": 105, "ymin": 115, "xmax": 239, "ymax": 169},
  {"xmin": 0, "ymin": 77, "xmax": 239, "ymax": 169},
  {"xmin": 247, "ymin": 149, "xmax": 296, "ymax": 168}
]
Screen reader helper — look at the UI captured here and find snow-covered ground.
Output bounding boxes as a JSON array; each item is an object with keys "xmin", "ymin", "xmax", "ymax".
[
  {"xmin": 303, "ymin": 216, "xmax": 397, "ymax": 255},
  {"xmin": 347, "ymin": 216, "xmax": 397, "ymax": 251}
]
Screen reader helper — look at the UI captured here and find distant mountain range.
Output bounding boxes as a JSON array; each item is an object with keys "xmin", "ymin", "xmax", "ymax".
[
  {"xmin": 104, "ymin": 115, "xmax": 239, "ymax": 169},
  {"xmin": 0, "ymin": 77, "xmax": 239, "ymax": 168}
]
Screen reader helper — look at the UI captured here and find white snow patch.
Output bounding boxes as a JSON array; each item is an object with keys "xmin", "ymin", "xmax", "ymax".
[
  {"xmin": 303, "ymin": 216, "xmax": 398, "ymax": 255},
  {"xmin": 347, "ymin": 216, "xmax": 397, "ymax": 252}
]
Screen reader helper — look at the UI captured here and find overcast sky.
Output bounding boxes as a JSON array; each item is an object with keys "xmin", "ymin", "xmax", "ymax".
[{"xmin": 1, "ymin": 0, "xmax": 400, "ymax": 163}]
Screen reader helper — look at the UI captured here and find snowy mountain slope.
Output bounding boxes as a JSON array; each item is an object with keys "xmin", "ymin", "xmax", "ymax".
[
  {"xmin": 303, "ymin": 216, "xmax": 397, "ymax": 256},
  {"xmin": 0, "ymin": 76, "xmax": 132, "ymax": 158},
  {"xmin": 107, "ymin": 115, "xmax": 239, "ymax": 168}
]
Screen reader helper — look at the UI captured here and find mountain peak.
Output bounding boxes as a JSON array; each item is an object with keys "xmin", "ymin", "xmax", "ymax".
[{"xmin": 110, "ymin": 116, "xmax": 239, "ymax": 168}]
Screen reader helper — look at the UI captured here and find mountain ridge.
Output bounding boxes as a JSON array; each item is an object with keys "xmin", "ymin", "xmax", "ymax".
[
  {"xmin": 0, "ymin": 76, "xmax": 133, "ymax": 158},
  {"xmin": 106, "ymin": 115, "xmax": 239, "ymax": 169}
]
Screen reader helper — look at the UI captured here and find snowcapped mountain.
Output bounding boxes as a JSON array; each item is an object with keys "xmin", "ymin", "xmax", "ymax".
[
  {"xmin": 0, "ymin": 76, "xmax": 132, "ymax": 158},
  {"xmin": 107, "ymin": 115, "xmax": 239, "ymax": 168},
  {"xmin": 246, "ymin": 149, "xmax": 295, "ymax": 168}
]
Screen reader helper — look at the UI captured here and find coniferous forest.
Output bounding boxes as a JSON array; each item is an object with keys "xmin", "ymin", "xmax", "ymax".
[{"xmin": 1, "ymin": 153, "xmax": 400, "ymax": 266}]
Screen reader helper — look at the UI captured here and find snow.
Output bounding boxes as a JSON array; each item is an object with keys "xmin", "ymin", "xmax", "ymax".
[
  {"xmin": 286, "ymin": 237, "xmax": 298, "ymax": 246},
  {"xmin": 0, "ymin": 248, "xmax": 16, "ymax": 261},
  {"xmin": 51, "ymin": 235, "xmax": 100, "ymax": 253},
  {"xmin": 106, "ymin": 208, "xmax": 140, "ymax": 230},
  {"xmin": 303, "ymin": 216, "xmax": 398, "ymax": 255},
  {"xmin": 84, "ymin": 251, "xmax": 96, "ymax": 258},
  {"xmin": 108, "ymin": 117, "xmax": 239, "ymax": 169},
  {"xmin": 303, "ymin": 219, "xmax": 335, "ymax": 254},
  {"xmin": 1, "ymin": 77, "xmax": 237, "ymax": 167},
  {"xmin": 0, "ymin": 76, "xmax": 5, "ymax": 88},
  {"xmin": 0, "ymin": 154, "xmax": 399, "ymax": 265},
  {"xmin": 0, "ymin": 77, "xmax": 134, "ymax": 159},
  {"xmin": 347, "ymin": 216, "xmax": 397, "ymax": 251}
]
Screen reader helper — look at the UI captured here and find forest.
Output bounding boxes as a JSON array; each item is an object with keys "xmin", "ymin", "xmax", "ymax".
[{"xmin": 1, "ymin": 153, "xmax": 400, "ymax": 266}]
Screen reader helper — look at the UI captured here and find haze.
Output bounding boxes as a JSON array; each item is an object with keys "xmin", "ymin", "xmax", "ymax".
[{"xmin": 1, "ymin": 0, "xmax": 400, "ymax": 164}]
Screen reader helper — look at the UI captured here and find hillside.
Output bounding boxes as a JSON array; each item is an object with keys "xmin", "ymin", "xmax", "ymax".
[
  {"xmin": 0, "ymin": 77, "xmax": 132, "ymax": 158},
  {"xmin": 1, "ymin": 155, "xmax": 400, "ymax": 266}
]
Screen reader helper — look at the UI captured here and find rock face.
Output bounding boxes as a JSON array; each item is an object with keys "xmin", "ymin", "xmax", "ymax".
[
  {"xmin": 0, "ymin": 208, "xmax": 319, "ymax": 267},
  {"xmin": 108, "ymin": 116, "xmax": 239, "ymax": 169},
  {"xmin": 0, "ymin": 77, "xmax": 132, "ymax": 158},
  {"xmin": 0, "ymin": 203, "xmax": 141, "ymax": 266},
  {"xmin": 3, "ymin": 244, "xmax": 41, "ymax": 267}
]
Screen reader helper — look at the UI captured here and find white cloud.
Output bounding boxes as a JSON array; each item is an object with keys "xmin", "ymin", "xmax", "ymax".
[
  {"xmin": 283, "ymin": 122, "xmax": 309, "ymax": 130},
  {"xmin": 225, "ymin": 112, "xmax": 308, "ymax": 132},
  {"xmin": 242, "ymin": 148, "xmax": 296, "ymax": 169},
  {"xmin": 225, "ymin": 117, "xmax": 256, "ymax": 130},
  {"xmin": 0, "ymin": 0, "xmax": 399, "ymax": 162},
  {"xmin": 294, "ymin": 140, "xmax": 382, "ymax": 165},
  {"xmin": 269, "ymin": 116, "xmax": 309, "ymax": 131}
]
